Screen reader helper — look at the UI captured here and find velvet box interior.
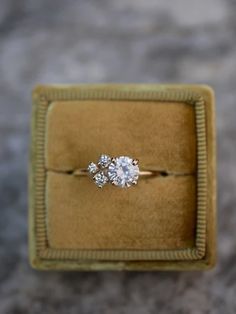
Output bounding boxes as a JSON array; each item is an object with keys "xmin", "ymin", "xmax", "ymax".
[{"xmin": 29, "ymin": 84, "xmax": 216, "ymax": 270}]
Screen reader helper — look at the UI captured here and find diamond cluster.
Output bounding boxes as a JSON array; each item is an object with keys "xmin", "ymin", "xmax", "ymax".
[{"xmin": 87, "ymin": 155, "xmax": 140, "ymax": 188}]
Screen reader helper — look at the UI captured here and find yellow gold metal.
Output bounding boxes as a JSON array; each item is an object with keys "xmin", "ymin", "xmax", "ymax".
[{"xmin": 74, "ymin": 168, "xmax": 162, "ymax": 177}]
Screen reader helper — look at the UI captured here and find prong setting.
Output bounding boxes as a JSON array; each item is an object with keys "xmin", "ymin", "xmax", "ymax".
[
  {"xmin": 132, "ymin": 159, "xmax": 139, "ymax": 166},
  {"xmin": 107, "ymin": 156, "xmax": 139, "ymax": 188}
]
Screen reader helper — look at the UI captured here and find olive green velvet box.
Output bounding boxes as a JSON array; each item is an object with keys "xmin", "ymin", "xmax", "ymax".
[{"xmin": 29, "ymin": 84, "xmax": 216, "ymax": 271}]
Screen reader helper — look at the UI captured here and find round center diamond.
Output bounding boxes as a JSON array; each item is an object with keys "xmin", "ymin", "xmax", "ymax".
[{"xmin": 108, "ymin": 156, "xmax": 139, "ymax": 188}]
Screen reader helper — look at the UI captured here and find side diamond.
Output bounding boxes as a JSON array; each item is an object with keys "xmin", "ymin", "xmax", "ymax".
[
  {"xmin": 88, "ymin": 162, "xmax": 98, "ymax": 174},
  {"xmin": 93, "ymin": 172, "xmax": 108, "ymax": 188},
  {"xmin": 98, "ymin": 154, "xmax": 111, "ymax": 168}
]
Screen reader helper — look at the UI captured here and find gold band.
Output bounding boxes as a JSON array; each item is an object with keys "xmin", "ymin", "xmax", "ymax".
[{"xmin": 73, "ymin": 169, "xmax": 164, "ymax": 177}]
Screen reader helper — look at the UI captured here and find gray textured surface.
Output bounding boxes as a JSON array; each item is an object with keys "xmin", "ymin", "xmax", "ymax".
[{"xmin": 0, "ymin": 0, "xmax": 236, "ymax": 313}]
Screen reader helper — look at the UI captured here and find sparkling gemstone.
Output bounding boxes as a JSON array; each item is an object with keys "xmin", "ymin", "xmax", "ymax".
[
  {"xmin": 108, "ymin": 156, "xmax": 139, "ymax": 188},
  {"xmin": 93, "ymin": 171, "xmax": 108, "ymax": 188},
  {"xmin": 98, "ymin": 154, "xmax": 111, "ymax": 168},
  {"xmin": 87, "ymin": 162, "xmax": 98, "ymax": 174}
]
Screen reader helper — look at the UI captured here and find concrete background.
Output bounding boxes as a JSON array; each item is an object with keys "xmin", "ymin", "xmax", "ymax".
[{"xmin": 0, "ymin": 0, "xmax": 236, "ymax": 313}]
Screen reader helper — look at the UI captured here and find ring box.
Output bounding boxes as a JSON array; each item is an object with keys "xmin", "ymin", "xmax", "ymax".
[{"xmin": 29, "ymin": 84, "xmax": 216, "ymax": 270}]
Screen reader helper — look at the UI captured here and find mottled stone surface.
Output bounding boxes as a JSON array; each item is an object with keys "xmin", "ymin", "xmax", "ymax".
[{"xmin": 0, "ymin": 0, "xmax": 236, "ymax": 313}]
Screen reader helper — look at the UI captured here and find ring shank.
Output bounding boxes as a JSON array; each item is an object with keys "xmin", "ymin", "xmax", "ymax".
[{"xmin": 73, "ymin": 169, "xmax": 162, "ymax": 177}]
